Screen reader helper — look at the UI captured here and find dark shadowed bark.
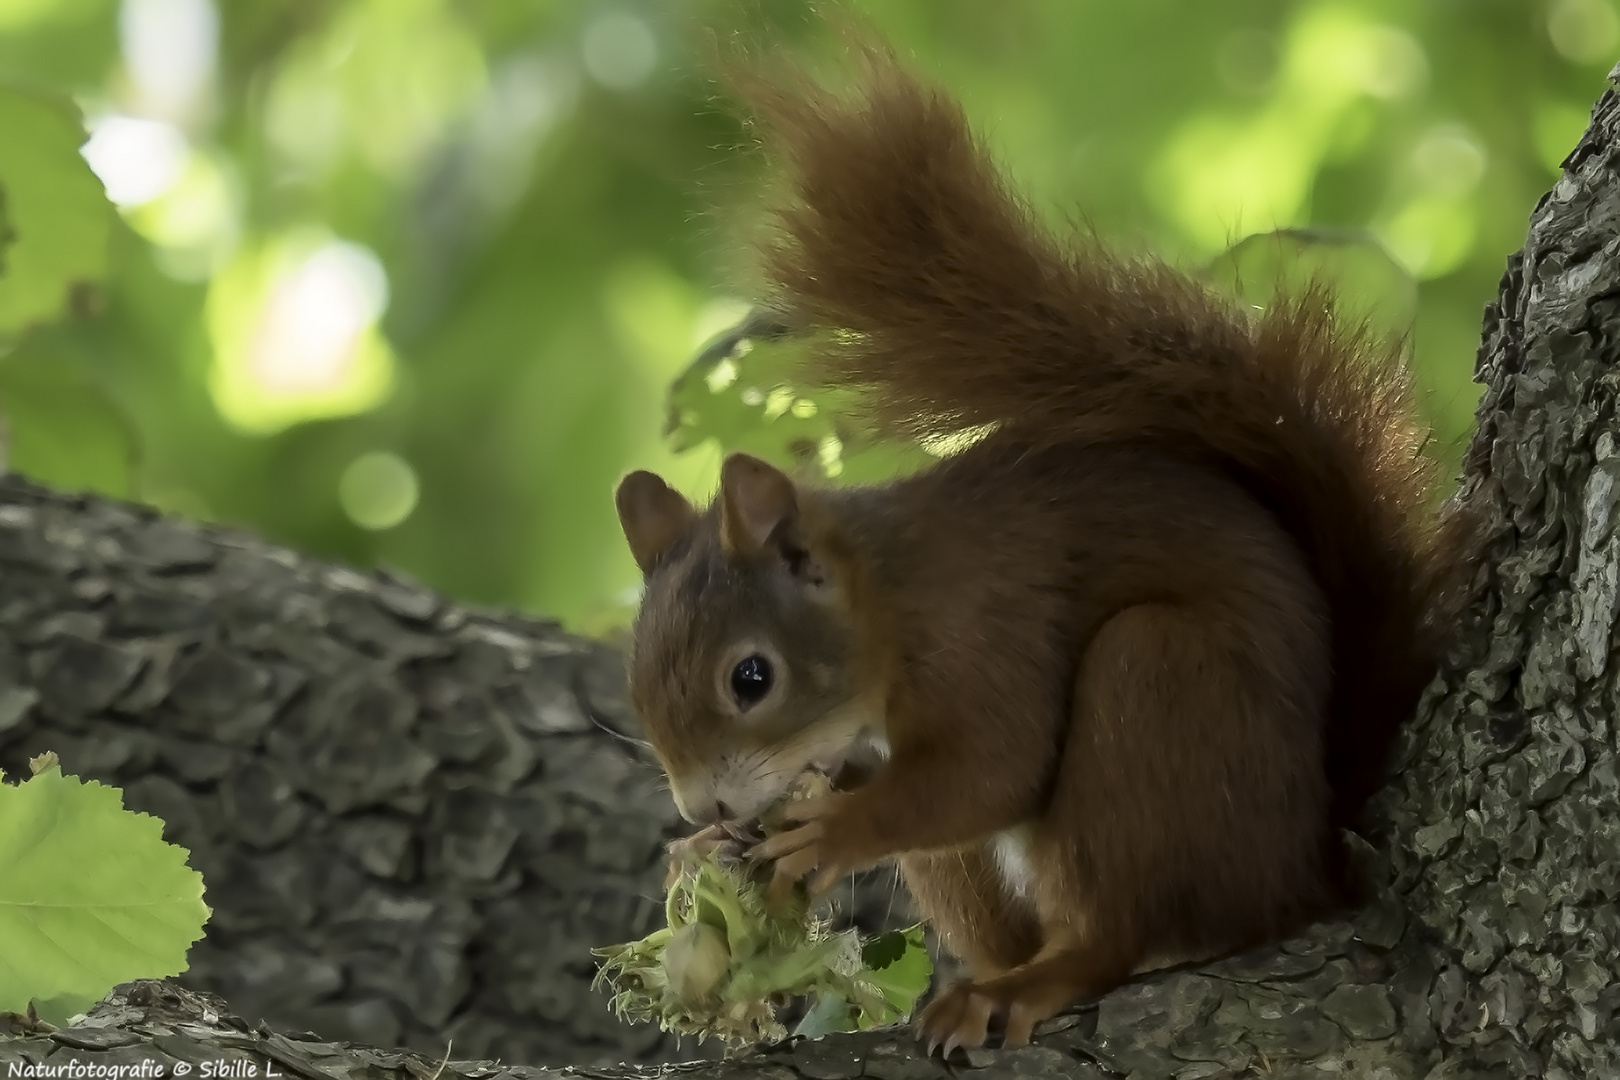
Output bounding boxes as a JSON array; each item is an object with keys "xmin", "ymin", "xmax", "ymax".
[{"xmin": 6, "ymin": 72, "xmax": 1620, "ymax": 1080}]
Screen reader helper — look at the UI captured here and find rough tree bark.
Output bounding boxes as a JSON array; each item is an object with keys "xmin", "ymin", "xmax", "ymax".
[
  {"xmin": 5, "ymin": 71, "xmax": 1620, "ymax": 1080},
  {"xmin": 0, "ymin": 470, "xmax": 910, "ymax": 1068}
]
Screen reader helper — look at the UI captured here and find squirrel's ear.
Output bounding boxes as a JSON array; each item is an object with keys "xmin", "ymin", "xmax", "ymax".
[
  {"xmin": 615, "ymin": 471, "xmax": 695, "ymax": 574},
  {"xmin": 719, "ymin": 453, "xmax": 797, "ymax": 555}
]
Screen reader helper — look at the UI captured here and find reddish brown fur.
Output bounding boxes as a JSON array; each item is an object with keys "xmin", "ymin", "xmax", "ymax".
[
  {"xmin": 616, "ymin": 43, "xmax": 1476, "ymax": 1050},
  {"xmin": 736, "ymin": 46, "xmax": 1470, "ymax": 835}
]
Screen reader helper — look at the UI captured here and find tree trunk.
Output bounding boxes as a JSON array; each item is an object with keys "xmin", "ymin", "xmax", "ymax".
[
  {"xmin": 1372, "ymin": 69, "xmax": 1620, "ymax": 1080},
  {"xmin": 5, "ymin": 72, "xmax": 1620, "ymax": 1080}
]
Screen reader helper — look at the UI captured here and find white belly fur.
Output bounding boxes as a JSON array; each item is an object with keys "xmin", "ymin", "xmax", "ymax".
[
  {"xmin": 981, "ymin": 826, "xmax": 1218, "ymax": 974},
  {"xmin": 990, "ymin": 825, "xmax": 1036, "ymax": 898}
]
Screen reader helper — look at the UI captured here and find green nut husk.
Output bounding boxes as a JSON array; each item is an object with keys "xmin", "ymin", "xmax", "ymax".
[
  {"xmin": 592, "ymin": 771, "xmax": 933, "ymax": 1050},
  {"xmin": 664, "ymin": 922, "xmax": 731, "ymax": 1004}
]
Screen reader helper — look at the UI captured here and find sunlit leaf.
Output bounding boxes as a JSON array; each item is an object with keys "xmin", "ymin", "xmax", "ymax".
[
  {"xmin": 29, "ymin": 991, "xmax": 97, "ymax": 1027},
  {"xmin": 0, "ymin": 756, "xmax": 210, "ymax": 1017},
  {"xmin": 667, "ymin": 310, "xmax": 933, "ymax": 485},
  {"xmin": 0, "ymin": 85, "xmax": 112, "ymax": 339}
]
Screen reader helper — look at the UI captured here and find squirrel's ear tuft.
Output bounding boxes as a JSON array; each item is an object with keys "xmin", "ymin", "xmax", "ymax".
[
  {"xmin": 719, "ymin": 453, "xmax": 798, "ymax": 556},
  {"xmin": 616, "ymin": 471, "xmax": 695, "ymax": 574}
]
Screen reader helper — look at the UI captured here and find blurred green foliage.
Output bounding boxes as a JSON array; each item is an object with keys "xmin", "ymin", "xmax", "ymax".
[
  {"xmin": 0, "ymin": 86, "xmax": 112, "ymax": 337},
  {"xmin": 0, "ymin": 0, "xmax": 1612, "ymax": 632}
]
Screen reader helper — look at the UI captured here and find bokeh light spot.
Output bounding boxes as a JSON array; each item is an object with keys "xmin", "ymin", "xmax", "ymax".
[
  {"xmin": 81, "ymin": 116, "xmax": 188, "ymax": 206},
  {"xmin": 705, "ymin": 358, "xmax": 738, "ymax": 393},
  {"xmin": 340, "ymin": 451, "xmax": 419, "ymax": 530},
  {"xmin": 262, "ymin": 0, "xmax": 487, "ymax": 181},
  {"xmin": 207, "ymin": 232, "xmax": 395, "ymax": 433},
  {"xmin": 817, "ymin": 434, "xmax": 844, "ymax": 478},
  {"xmin": 582, "ymin": 11, "xmax": 657, "ymax": 91},
  {"xmin": 126, "ymin": 148, "xmax": 240, "ymax": 279},
  {"xmin": 1411, "ymin": 125, "xmax": 1487, "ymax": 195},
  {"xmin": 1352, "ymin": 26, "xmax": 1428, "ymax": 100},
  {"xmin": 120, "ymin": 0, "xmax": 218, "ymax": 122},
  {"xmin": 1549, "ymin": 0, "xmax": 1620, "ymax": 64},
  {"xmin": 1154, "ymin": 5, "xmax": 1431, "ymax": 254}
]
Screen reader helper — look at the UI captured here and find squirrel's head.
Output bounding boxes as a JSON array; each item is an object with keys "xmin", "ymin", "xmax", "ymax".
[{"xmin": 614, "ymin": 453, "xmax": 875, "ymax": 825}]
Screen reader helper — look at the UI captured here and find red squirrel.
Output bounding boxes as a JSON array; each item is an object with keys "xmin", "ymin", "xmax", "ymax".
[{"xmin": 613, "ymin": 46, "xmax": 1475, "ymax": 1052}]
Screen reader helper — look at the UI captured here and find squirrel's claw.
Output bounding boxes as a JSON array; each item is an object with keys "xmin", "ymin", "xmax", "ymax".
[
  {"xmin": 749, "ymin": 819, "xmax": 852, "ymax": 903},
  {"xmin": 918, "ymin": 972, "xmax": 1075, "ymax": 1053},
  {"xmin": 748, "ymin": 819, "xmax": 822, "ymax": 862},
  {"xmin": 749, "ymin": 821, "xmax": 827, "ymax": 905},
  {"xmin": 916, "ymin": 981, "xmax": 1002, "ymax": 1055},
  {"xmin": 777, "ymin": 793, "xmax": 842, "ymax": 825},
  {"xmin": 751, "ymin": 791, "xmax": 862, "ymax": 902},
  {"xmin": 664, "ymin": 822, "xmax": 738, "ymax": 888}
]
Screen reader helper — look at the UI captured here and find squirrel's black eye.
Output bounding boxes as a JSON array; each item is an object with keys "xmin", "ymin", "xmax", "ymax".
[{"xmin": 730, "ymin": 654, "xmax": 774, "ymax": 708}]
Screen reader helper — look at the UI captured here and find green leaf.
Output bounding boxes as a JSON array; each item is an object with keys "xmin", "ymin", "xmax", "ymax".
[
  {"xmin": 857, "ymin": 924, "xmax": 932, "ymax": 1020},
  {"xmin": 792, "ymin": 991, "xmax": 856, "ymax": 1040},
  {"xmin": 860, "ymin": 928, "xmax": 908, "ymax": 970},
  {"xmin": 0, "ymin": 758, "xmax": 210, "ymax": 1015},
  {"xmin": 0, "ymin": 84, "xmax": 113, "ymax": 339},
  {"xmin": 0, "ymin": 339, "xmax": 140, "ymax": 497},
  {"xmin": 29, "ymin": 991, "xmax": 96, "ymax": 1028},
  {"xmin": 666, "ymin": 312, "xmax": 933, "ymax": 486}
]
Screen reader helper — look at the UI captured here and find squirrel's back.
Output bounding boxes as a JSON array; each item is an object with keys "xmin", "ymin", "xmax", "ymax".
[{"xmin": 735, "ymin": 46, "xmax": 1474, "ymax": 832}]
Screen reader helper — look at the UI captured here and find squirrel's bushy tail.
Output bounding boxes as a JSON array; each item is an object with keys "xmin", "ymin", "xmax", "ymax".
[{"xmin": 738, "ymin": 47, "xmax": 1475, "ymax": 832}]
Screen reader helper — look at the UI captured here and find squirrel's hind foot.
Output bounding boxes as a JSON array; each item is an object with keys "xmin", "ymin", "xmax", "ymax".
[
  {"xmin": 915, "ymin": 948, "xmax": 1115, "ymax": 1054},
  {"xmin": 913, "ymin": 965, "xmax": 1075, "ymax": 1049}
]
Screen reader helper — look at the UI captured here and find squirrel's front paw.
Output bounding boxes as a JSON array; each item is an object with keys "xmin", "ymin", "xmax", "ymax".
[
  {"xmin": 663, "ymin": 821, "xmax": 745, "ymax": 888},
  {"xmin": 749, "ymin": 794, "xmax": 859, "ymax": 902}
]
